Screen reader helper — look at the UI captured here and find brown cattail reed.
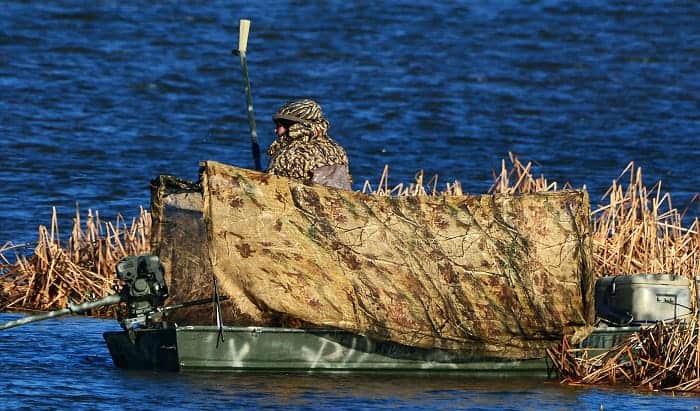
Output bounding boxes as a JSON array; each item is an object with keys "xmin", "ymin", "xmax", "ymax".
[
  {"xmin": 548, "ymin": 315, "xmax": 700, "ymax": 392},
  {"xmin": 0, "ymin": 206, "xmax": 151, "ymax": 315}
]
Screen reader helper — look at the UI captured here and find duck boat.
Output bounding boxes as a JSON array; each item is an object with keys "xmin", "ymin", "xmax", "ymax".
[
  {"xmin": 2, "ymin": 162, "xmax": 693, "ymax": 376},
  {"xmin": 104, "ymin": 161, "xmax": 595, "ymax": 375}
]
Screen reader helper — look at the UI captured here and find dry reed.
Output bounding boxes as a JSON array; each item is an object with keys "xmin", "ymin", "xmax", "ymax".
[
  {"xmin": 360, "ymin": 152, "xmax": 573, "ymax": 197},
  {"xmin": 591, "ymin": 162, "xmax": 700, "ymax": 280},
  {"xmin": 361, "ymin": 165, "xmax": 464, "ymax": 196},
  {"xmin": 0, "ymin": 206, "xmax": 151, "ymax": 315},
  {"xmin": 548, "ymin": 316, "xmax": 700, "ymax": 392},
  {"xmin": 488, "ymin": 152, "xmax": 575, "ymax": 194}
]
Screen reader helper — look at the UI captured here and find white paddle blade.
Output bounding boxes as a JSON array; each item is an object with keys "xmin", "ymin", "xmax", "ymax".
[{"xmin": 238, "ymin": 19, "xmax": 251, "ymax": 54}]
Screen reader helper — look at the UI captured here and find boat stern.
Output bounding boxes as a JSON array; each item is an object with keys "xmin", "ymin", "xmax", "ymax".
[{"xmin": 103, "ymin": 328, "xmax": 179, "ymax": 371}]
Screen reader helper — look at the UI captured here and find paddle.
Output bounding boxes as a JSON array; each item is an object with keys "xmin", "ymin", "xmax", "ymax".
[{"xmin": 234, "ymin": 19, "xmax": 261, "ymax": 171}]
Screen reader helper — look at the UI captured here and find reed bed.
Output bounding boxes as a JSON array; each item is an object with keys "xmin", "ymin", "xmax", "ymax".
[
  {"xmin": 0, "ymin": 207, "xmax": 151, "ymax": 315},
  {"xmin": 488, "ymin": 152, "xmax": 575, "ymax": 194},
  {"xmin": 361, "ymin": 164, "xmax": 465, "ymax": 196},
  {"xmin": 548, "ymin": 316, "xmax": 700, "ymax": 392},
  {"xmin": 591, "ymin": 162, "xmax": 700, "ymax": 280},
  {"xmin": 360, "ymin": 152, "xmax": 573, "ymax": 197}
]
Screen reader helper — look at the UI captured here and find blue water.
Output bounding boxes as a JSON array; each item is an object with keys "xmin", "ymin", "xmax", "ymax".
[
  {"xmin": 1, "ymin": 0, "xmax": 700, "ymax": 408},
  {"xmin": 1, "ymin": 312, "xmax": 699, "ymax": 411}
]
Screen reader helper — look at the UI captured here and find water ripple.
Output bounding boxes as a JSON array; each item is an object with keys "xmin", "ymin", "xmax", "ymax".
[{"xmin": 2, "ymin": 1, "xmax": 700, "ymax": 406}]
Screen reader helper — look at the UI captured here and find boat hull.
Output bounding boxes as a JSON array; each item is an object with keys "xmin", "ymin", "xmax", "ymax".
[{"xmin": 104, "ymin": 326, "xmax": 553, "ymax": 376}]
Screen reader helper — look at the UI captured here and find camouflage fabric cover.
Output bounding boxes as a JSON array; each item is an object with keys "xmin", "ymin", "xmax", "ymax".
[
  {"xmin": 153, "ymin": 161, "xmax": 595, "ymax": 359},
  {"xmin": 267, "ymin": 99, "xmax": 351, "ymax": 189},
  {"xmin": 150, "ymin": 175, "xmax": 241, "ymax": 325}
]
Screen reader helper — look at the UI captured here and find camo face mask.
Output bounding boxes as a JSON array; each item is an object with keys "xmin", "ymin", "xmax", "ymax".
[{"xmin": 267, "ymin": 99, "xmax": 349, "ymax": 182}]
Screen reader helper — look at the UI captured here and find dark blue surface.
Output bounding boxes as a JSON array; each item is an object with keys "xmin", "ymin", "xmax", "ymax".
[
  {"xmin": 1, "ymin": 312, "xmax": 699, "ymax": 410},
  {"xmin": 2, "ymin": 1, "xmax": 700, "ymax": 408},
  {"xmin": 1, "ymin": 0, "xmax": 699, "ymax": 244}
]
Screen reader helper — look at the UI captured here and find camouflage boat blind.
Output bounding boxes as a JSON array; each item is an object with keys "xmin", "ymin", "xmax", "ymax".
[
  {"xmin": 153, "ymin": 161, "xmax": 594, "ymax": 359},
  {"xmin": 150, "ymin": 175, "xmax": 241, "ymax": 325}
]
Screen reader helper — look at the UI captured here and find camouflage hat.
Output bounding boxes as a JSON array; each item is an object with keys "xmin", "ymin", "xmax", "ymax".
[{"xmin": 272, "ymin": 99, "xmax": 326, "ymax": 125}]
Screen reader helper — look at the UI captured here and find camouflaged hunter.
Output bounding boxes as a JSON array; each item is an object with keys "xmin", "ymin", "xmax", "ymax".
[{"xmin": 267, "ymin": 99, "xmax": 352, "ymax": 190}]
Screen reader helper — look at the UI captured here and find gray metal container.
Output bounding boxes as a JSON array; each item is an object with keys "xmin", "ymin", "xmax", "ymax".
[{"xmin": 595, "ymin": 274, "xmax": 691, "ymax": 325}]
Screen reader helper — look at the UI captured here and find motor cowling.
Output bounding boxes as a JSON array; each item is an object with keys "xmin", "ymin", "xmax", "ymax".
[{"xmin": 116, "ymin": 254, "xmax": 168, "ymax": 328}]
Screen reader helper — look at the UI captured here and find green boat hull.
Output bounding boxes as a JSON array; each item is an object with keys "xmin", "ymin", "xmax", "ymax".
[{"xmin": 104, "ymin": 326, "xmax": 555, "ymax": 376}]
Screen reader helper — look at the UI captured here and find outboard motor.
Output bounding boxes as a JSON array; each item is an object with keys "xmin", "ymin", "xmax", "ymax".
[{"xmin": 115, "ymin": 254, "xmax": 169, "ymax": 329}]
